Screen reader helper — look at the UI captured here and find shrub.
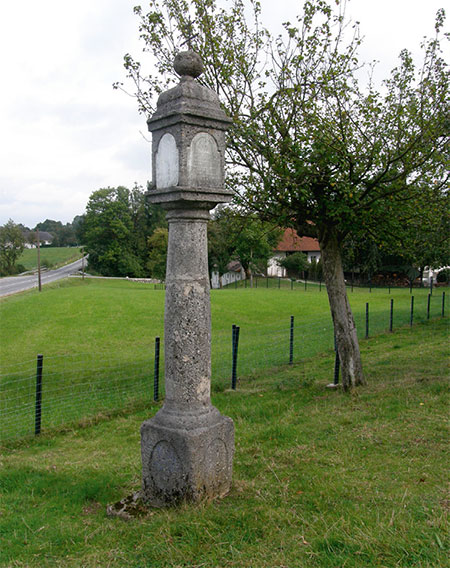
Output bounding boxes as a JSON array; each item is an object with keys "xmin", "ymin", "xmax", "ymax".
[
  {"xmin": 278, "ymin": 252, "xmax": 309, "ymax": 278},
  {"xmin": 436, "ymin": 268, "xmax": 450, "ymax": 283},
  {"xmin": 41, "ymin": 259, "xmax": 54, "ymax": 269}
]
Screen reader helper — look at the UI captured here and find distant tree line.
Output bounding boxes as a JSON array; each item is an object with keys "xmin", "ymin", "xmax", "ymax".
[
  {"xmin": 2, "ymin": 188, "xmax": 448, "ymax": 282},
  {"xmin": 33, "ymin": 217, "xmax": 84, "ymax": 247},
  {"xmin": 0, "ymin": 216, "xmax": 85, "ymax": 275},
  {"xmin": 81, "ymin": 186, "xmax": 449, "ymax": 285},
  {"xmin": 79, "ymin": 186, "xmax": 282, "ymax": 281},
  {"xmin": 80, "ymin": 185, "xmax": 167, "ymax": 278}
]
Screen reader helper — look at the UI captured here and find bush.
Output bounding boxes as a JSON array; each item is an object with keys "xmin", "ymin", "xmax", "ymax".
[
  {"xmin": 436, "ymin": 268, "xmax": 450, "ymax": 283},
  {"xmin": 15, "ymin": 264, "xmax": 26, "ymax": 274},
  {"xmin": 41, "ymin": 259, "xmax": 54, "ymax": 269},
  {"xmin": 278, "ymin": 252, "xmax": 309, "ymax": 278},
  {"xmin": 308, "ymin": 258, "xmax": 323, "ymax": 281},
  {"xmin": 0, "ymin": 263, "xmax": 27, "ymax": 276}
]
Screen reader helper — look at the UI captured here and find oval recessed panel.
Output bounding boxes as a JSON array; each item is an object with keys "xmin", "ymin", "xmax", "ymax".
[
  {"xmin": 156, "ymin": 133, "xmax": 179, "ymax": 189},
  {"xmin": 149, "ymin": 439, "xmax": 183, "ymax": 492},
  {"xmin": 187, "ymin": 132, "xmax": 221, "ymax": 188}
]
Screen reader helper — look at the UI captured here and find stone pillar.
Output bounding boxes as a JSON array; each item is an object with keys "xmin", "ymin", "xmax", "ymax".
[{"xmin": 140, "ymin": 50, "xmax": 234, "ymax": 507}]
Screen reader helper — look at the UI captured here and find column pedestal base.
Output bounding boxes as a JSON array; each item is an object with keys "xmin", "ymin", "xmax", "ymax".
[{"xmin": 140, "ymin": 407, "xmax": 234, "ymax": 507}]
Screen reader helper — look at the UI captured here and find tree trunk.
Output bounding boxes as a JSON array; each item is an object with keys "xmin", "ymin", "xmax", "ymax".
[
  {"xmin": 419, "ymin": 266, "xmax": 424, "ymax": 287},
  {"xmin": 319, "ymin": 228, "xmax": 365, "ymax": 390},
  {"xmin": 245, "ymin": 267, "xmax": 253, "ymax": 288}
]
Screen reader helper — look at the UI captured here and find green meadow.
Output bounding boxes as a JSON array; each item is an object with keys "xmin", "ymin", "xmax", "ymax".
[
  {"xmin": 0, "ymin": 317, "xmax": 448, "ymax": 567},
  {"xmin": 17, "ymin": 247, "xmax": 83, "ymax": 271},
  {"xmin": 0, "ymin": 278, "xmax": 446, "ymax": 441}
]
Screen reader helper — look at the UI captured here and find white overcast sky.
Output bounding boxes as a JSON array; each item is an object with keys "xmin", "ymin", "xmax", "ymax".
[{"xmin": 0, "ymin": 0, "xmax": 447, "ymax": 228}]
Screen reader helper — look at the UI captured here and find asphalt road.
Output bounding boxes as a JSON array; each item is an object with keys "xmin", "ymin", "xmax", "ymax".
[{"xmin": 0, "ymin": 257, "xmax": 86, "ymax": 297}]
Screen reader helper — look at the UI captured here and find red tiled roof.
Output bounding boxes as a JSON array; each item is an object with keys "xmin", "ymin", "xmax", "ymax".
[{"xmin": 275, "ymin": 228, "xmax": 320, "ymax": 252}]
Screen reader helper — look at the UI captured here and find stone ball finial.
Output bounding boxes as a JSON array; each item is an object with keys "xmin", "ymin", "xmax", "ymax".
[{"xmin": 174, "ymin": 50, "xmax": 204, "ymax": 79}]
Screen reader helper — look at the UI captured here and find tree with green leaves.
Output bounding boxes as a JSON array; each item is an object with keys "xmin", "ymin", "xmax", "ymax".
[
  {"xmin": 0, "ymin": 219, "xmax": 25, "ymax": 276},
  {"xmin": 389, "ymin": 189, "xmax": 450, "ymax": 282},
  {"xmin": 82, "ymin": 185, "xmax": 167, "ymax": 277},
  {"xmin": 209, "ymin": 208, "xmax": 281, "ymax": 286},
  {"xmin": 341, "ymin": 185, "xmax": 450, "ymax": 286},
  {"xmin": 278, "ymin": 251, "xmax": 310, "ymax": 279},
  {"xmin": 119, "ymin": 0, "xmax": 449, "ymax": 389},
  {"xmin": 82, "ymin": 186, "xmax": 143, "ymax": 276},
  {"xmin": 129, "ymin": 184, "xmax": 167, "ymax": 266},
  {"xmin": 207, "ymin": 215, "xmax": 235, "ymax": 286},
  {"xmin": 33, "ymin": 219, "xmax": 80, "ymax": 247},
  {"xmin": 147, "ymin": 227, "xmax": 169, "ymax": 280}
]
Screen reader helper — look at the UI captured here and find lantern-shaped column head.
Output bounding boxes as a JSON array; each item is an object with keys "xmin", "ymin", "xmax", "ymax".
[{"xmin": 147, "ymin": 50, "xmax": 232, "ymax": 210}]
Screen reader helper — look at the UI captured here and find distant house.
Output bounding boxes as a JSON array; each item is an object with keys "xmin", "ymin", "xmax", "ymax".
[
  {"xmin": 211, "ymin": 260, "xmax": 246, "ymax": 289},
  {"xmin": 268, "ymin": 228, "xmax": 321, "ymax": 278},
  {"xmin": 23, "ymin": 231, "xmax": 53, "ymax": 249}
]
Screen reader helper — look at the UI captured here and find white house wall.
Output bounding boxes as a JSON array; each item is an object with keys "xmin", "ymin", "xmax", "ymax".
[
  {"xmin": 267, "ymin": 253, "xmax": 287, "ymax": 278},
  {"xmin": 211, "ymin": 268, "xmax": 246, "ymax": 289},
  {"xmin": 307, "ymin": 252, "xmax": 321, "ymax": 263}
]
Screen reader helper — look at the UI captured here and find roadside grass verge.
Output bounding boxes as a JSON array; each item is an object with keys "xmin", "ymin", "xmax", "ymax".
[
  {"xmin": 0, "ymin": 319, "xmax": 448, "ymax": 567},
  {"xmin": 1, "ymin": 279, "xmax": 446, "ymax": 441},
  {"xmin": 17, "ymin": 247, "xmax": 83, "ymax": 271}
]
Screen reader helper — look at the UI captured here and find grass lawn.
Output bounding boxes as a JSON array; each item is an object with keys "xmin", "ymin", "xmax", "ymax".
[
  {"xmin": 17, "ymin": 247, "xmax": 83, "ymax": 271},
  {"xmin": 0, "ymin": 318, "xmax": 448, "ymax": 567},
  {"xmin": 0, "ymin": 279, "xmax": 446, "ymax": 441}
]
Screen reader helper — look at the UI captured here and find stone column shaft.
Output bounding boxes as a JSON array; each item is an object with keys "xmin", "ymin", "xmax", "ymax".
[{"xmin": 163, "ymin": 209, "xmax": 211, "ymax": 413}]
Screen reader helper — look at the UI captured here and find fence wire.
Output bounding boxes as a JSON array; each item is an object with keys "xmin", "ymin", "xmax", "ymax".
[{"xmin": 1, "ymin": 289, "xmax": 446, "ymax": 443}]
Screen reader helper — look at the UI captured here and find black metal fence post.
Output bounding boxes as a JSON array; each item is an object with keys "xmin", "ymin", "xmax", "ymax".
[
  {"xmin": 427, "ymin": 294, "xmax": 431, "ymax": 320},
  {"xmin": 410, "ymin": 296, "xmax": 414, "ymax": 327},
  {"xmin": 291, "ymin": 279, "xmax": 293, "ymax": 290},
  {"xmin": 231, "ymin": 325, "xmax": 240, "ymax": 390},
  {"xmin": 389, "ymin": 298, "xmax": 394, "ymax": 332},
  {"xmin": 153, "ymin": 337, "xmax": 160, "ymax": 402},
  {"xmin": 35, "ymin": 354, "xmax": 43, "ymax": 436},
  {"xmin": 430, "ymin": 277, "xmax": 433, "ymax": 296},
  {"xmin": 333, "ymin": 336, "xmax": 340, "ymax": 385},
  {"xmin": 365, "ymin": 302, "xmax": 369, "ymax": 339},
  {"xmin": 289, "ymin": 316, "xmax": 294, "ymax": 365},
  {"xmin": 442, "ymin": 291, "xmax": 445, "ymax": 318},
  {"xmin": 231, "ymin": 324, "xmax": 236, "ymax": 388}
]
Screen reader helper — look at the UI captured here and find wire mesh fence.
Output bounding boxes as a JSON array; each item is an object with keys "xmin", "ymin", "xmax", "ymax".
[
  {"xmin": 1, "ymin": 287, "xmax": 446, "ymax": 443},
  {"xmin": 1, "ymin": 352, "xmax": 155, "ymax": 441}
]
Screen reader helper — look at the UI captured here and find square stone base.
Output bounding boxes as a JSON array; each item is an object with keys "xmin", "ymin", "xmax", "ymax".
[{"xmin": 140, "ymin": 410, "xmax": 234, "ymax": 507}]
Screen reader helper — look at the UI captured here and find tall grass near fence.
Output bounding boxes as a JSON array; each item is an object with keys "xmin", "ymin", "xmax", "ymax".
[
  {"xmin": 0, "ymin": 278, "xmax": 446, "ymax": 442},
  {"xmin": 1, "ymin": 320, "xmax": 448, "ymax": 568}
]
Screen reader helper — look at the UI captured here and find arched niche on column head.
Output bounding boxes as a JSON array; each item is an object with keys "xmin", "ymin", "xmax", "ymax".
[
  {"xmin": 156, "ymin": 133, "xmax": 179, "ymax": 189},
  {"xmin": 187, "ymin": 132, "xmax": 222, "ymax": 188}
]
